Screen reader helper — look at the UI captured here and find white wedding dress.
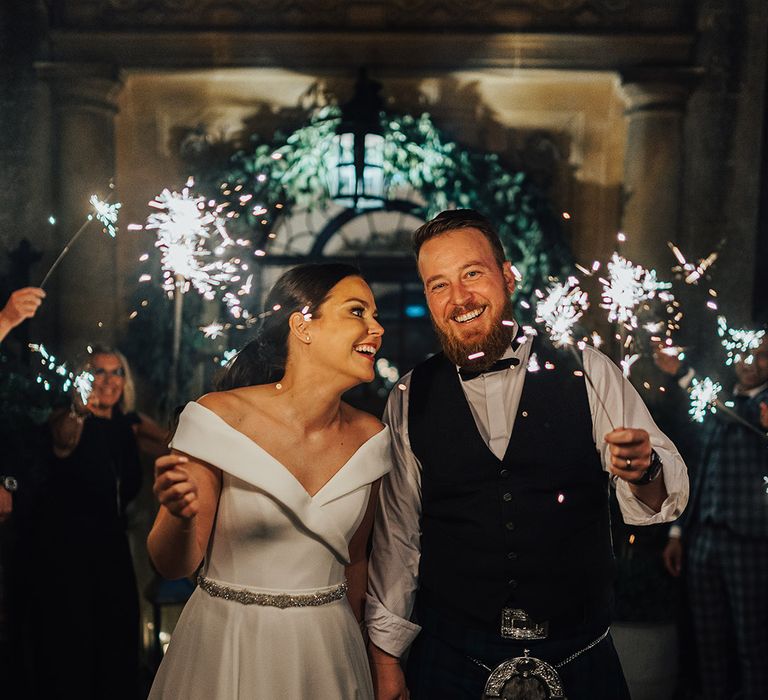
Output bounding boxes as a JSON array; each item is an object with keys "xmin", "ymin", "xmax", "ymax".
[{"xmin": 148, "ymin": 402, "xmax": 391, "ymax": 699}]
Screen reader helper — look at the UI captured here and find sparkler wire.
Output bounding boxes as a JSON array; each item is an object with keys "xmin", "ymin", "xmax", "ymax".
[{"xmin": 40, "ymin": 191, "xmax": 116, "ymax": 289}]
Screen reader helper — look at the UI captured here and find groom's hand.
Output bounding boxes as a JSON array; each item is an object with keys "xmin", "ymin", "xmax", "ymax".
[
  {"xmin": 605, "ymin": 427, "xmax": 667, "ymax": 512},
  {"xmin": 604, "ymin": 428, "xmax": 652, "ymax": 483},
  {"xmin": 369, "ymin": 643, "xmax": 409, "ymax": 699}
]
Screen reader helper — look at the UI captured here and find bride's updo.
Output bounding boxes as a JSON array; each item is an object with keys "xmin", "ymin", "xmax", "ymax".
[{"xmin": 217, "ymin": 262, "xmax": 362, "ymax": 390}]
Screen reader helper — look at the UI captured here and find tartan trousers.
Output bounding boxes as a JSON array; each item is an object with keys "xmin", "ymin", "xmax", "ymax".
[
  {"xmin": 405, "ymin": 604, "xmax": 630, "ymax": 700},
  {"xmin": 687, "ymin": 523, "xmax": 768, "ymax": 700}
]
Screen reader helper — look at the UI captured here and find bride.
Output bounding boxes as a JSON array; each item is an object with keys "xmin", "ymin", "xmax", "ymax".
[{"xmin": 147, "ymin": 263, "xmax": 390, "ymax": 699}]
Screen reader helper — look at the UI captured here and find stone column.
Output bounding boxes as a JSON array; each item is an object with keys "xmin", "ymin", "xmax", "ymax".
[
  {"xmin": 618, "ymin": 76, "xmax": 691, "ymax": 270},
  {"xmin": 38, "ymin": 63, "xmax": 123, "ymax": 357}
]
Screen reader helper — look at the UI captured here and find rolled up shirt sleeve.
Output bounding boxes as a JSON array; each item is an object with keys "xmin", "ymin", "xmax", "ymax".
[
  {"xmin": 366, "ymin": 372, "xmax": 423, "ymax": 658},
  {"xmin": 583, "ymin": 347, "xmax": 689, "ymax": 525}
]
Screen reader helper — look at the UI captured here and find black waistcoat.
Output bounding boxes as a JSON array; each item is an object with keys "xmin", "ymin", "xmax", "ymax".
[{"xmin": 408, "ymin": 339, "xmax": 613, "ymax": 628}]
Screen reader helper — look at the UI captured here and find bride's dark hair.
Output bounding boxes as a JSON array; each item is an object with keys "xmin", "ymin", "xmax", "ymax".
[{"xmin": 217, "ymin": 262, "xmax": 362, "ymax": 390}]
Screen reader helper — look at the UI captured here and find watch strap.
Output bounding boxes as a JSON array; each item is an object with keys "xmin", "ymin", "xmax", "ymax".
[{"xmin": 628, "ymin": 450, "xmax": 663, "ymax": 486}]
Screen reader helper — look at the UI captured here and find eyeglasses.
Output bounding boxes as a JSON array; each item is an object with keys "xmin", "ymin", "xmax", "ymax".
[{"xmin": 92, "ymin": 367, "xmax": 125, "ymax": 378}]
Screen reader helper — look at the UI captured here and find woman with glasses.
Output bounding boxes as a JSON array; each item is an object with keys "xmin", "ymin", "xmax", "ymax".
[{"xmin": 37, "ymin": 346, "xmax": 166, "ymax": 700}]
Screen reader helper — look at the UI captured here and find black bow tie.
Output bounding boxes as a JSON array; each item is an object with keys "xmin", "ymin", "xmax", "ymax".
[{"xmin": 458, "ymin": 356, "xmax": 520, "ymax": 381}]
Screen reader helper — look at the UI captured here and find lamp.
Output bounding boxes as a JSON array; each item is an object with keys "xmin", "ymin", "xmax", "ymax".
[{"xmin": 330, "ymin": 69, "xmax": 386, "ymax": 210}]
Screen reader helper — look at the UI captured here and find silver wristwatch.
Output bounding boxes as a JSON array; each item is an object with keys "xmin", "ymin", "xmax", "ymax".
[{"xmin": 1, "ymin": 475, "xmax": 18, "ymax": 492}]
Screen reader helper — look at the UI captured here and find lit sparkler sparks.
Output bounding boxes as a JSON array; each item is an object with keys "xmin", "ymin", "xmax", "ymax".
[
  {"xmin": 145, "ymin": 180, "xmax": 237, "ymax": 299},
  {"xmin": 219, "ymin": 349, "xmax": 238, "ymax": 367},
  {"xmin": 200, "ymin": 322, "xmax": 225, "ymax": 340},
  {"xmin": 668, "ymin": 243, "xmax": 718, "ymax": 285},
  {"xmin": 600, "ymin": 253, "xmax": 673, "ymax": 329},
  {"xmin": 535, "ymin": 276, "xmax": 589, "ymax": 347},
  {"xmin": 28, "ymin": 343, "xmax": 94, "ymax": 404},
  {"xmin": 73, "ymin": 371, "xmax": 94, "ymax": 404},
  {"xmin": 689, "ymin": 377, "xmax": 722, "ymax": 423},
  {"xmin": 717, "ymin": 316, "xmax": 766, "ymax": 366},
  {"xmin": 620, "ymin": 353, "xmax": 640, "ymax": 378},
  {"xmin": 40, "ymin": 190, "xmax": 122, "ymax": 288},
  {"xmin": 89, "ymin": 195, "xmax": 121, "ymax": 238}
]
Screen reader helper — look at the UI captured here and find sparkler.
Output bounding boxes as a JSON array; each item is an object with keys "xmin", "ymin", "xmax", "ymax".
[
  {"xmin": 534, "ymin": 278, "xmax": 616, "ymax": 429},
  {"xmin": 689, "ymin": 377, "xmax": 721, "ymax": 423},
  {"xmin": 219, "ymin": 349, "xmax": 238, "ymax": 367},
  {"xmin": 600, "ymin": 253, "xmax": 673, "ymax": 330},
  {"xmin": 143, "ymin": 178, "xmax": 241, "ymax": 408},
  {"xmin": 688, "ymin": 376, "xmax": 768, "ymax": 440},
  {"xmin": 668, "ymin": 243, "xmax": 718, "ymax": 285},
  {"xmin": 535, "ymin": 276, "xmax": 588, "ymax": 348},
  {"xmin": 716, "ymin": 316, "xmax": 766, "ymax": 366},
  {"xmin": 200, "ymin": 322, "xmax": 225, "ymax": 340},
  {"xmin": 40, "ymin": 190, "xmax": 121, "ymax": 289},
  {"xmin": 73, "ymin": 371, "xmax": 95, "ymax": 405},
  {"xmin": 145, "ymin": 181, "xmax": 237, "ymax": 299},
  {"xmin": 90, "ymin": 195, "xmax": 121, "ymax": 238},
  {"xmin": 28, "ymin": 343, "xmax": 94, "ymax": 405}
]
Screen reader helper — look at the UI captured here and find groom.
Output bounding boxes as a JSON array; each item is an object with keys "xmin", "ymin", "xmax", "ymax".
[{"xmin": 366, "ymin": 210, "xmax": 689, "ymax": 699}]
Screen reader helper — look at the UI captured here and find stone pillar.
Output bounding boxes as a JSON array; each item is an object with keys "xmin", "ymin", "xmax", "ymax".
[
  {"xmin": 618, "ymin": 77, "xmax": 690, "ymax": 270},
  {"xmin": 38, "ymin": 63, "xmax": 123, "ymax": 357}
]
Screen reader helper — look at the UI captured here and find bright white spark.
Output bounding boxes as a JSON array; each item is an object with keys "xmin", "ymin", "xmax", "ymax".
[
  {"xmin": 200, "ymin": 322, "xmax": 225, "ymax": 339},
  {"xmin": 689, "ymin": 377, "xmax": 722, "ymax": 423},
  {"xmin": 600, "ymin": 253, "xmax": 673, "ymax": 329},
  {"xmin": 527, "ymin": 353, "xmax": 541, "ymax": 372},
  {"xmin": 89, "ymin": 195, "xmax": 121, "ymax": 238},
  {"xmin": 145, "ymin": 182, "xmax": 237, "ymax": 297},
  {"xmin": 535, "ymin": 276, "xmax": 589, "ymax": 347},
  {"xmin": 621, "ymin": 353, "xmax": 640, "ymax": 378},
  {"xmin": 717, "ymin": 316, "xmax": 766, "ymax": 366},
  {"xmin": 219, "ymin": 348, "xmax": 238, "ymax": 366},
  {"xmin": 668, "ymin": 243, "xmax": 718, "ymax": 285},
  {"xmin": 74, "ymin": 371, "xmax": 94, "ymax": 404}
]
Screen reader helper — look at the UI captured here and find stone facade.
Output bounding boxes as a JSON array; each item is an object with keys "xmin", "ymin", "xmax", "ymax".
[{"xmin": 0, "ymin": 0, "xmax": 765, "ymax": 359}]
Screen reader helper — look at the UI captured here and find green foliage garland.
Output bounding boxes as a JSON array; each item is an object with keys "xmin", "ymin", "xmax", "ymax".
[{"xmin": 195, "ymin": 106, "xmax": 573, "ymax": 304}]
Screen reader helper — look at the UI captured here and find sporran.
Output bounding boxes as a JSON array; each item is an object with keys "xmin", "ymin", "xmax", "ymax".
[{"xmin": 480, "ymin": 650, "xmax": 566, "ymax": 700}]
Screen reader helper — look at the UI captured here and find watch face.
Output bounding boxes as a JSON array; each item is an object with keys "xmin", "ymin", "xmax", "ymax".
[{"xmin": 3, "ymin": 476, "xmax": 18, "ymax": 492}]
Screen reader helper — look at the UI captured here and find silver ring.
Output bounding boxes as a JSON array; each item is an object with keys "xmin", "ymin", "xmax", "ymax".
[{"xmin": 625, "ymin": 458, "xmax": 632, "ymax": 469}]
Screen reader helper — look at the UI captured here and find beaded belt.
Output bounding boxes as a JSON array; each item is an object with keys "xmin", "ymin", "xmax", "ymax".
[{"xmin": 197, "ymin": 575, "xmax": 348, "ymax": 609}]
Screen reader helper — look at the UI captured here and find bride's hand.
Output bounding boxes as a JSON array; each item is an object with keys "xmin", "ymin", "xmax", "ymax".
[{"xmin": 154, "ymin": 454, "xmax": 199, "ymax": 521}]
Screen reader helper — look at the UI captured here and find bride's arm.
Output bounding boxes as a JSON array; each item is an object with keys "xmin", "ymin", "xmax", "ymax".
[
  {"xmin": 346, "ymin": 479, "xmax": 382, "ymax": 623},
  {"xmin": 147, "ymin": 451, "xmax": 221, "ymax": 580}
]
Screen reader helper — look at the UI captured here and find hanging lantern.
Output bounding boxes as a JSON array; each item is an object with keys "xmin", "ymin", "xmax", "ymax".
[{"xmin": 330, "ymin": 69, "xmax": 386, "ymax": 210}]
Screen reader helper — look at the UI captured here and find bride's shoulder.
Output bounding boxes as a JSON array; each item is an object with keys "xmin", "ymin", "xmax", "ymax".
[
  {"xmin": 342, "ymin": 403, "xmax": 386, "ymax": 441},
  {"xmin": 196, "ymin": 387, "xmax": 266, "ymax": 422}
]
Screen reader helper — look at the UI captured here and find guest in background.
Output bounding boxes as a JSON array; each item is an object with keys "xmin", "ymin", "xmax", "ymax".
[
  {"xmin": 657, "ymin": 336, "xmax": 768, "ymax": 700},
  {"xmin": 31, "ymin": 346, "xmax": 166, "ymax": 700}
]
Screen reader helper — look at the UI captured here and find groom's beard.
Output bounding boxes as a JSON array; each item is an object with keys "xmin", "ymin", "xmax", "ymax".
[{"xmin": 432, "ymin": 297, "xmax": 516, "ymax": 371}]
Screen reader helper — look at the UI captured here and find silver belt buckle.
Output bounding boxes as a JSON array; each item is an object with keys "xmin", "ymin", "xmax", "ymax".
[{"xmin": 500, "ymin": 608, "xmax": 549, "ymax": 640}]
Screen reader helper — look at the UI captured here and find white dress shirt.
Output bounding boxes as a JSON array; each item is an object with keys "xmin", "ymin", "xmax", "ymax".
[{"xmin": 366, "ymin": 333, "xmax": 689, "ymax": 658}]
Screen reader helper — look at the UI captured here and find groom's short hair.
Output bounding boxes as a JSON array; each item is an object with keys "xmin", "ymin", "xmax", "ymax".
[{"xmin": 412, "ymin": 209, "xmax": 506, "ymax": 270}]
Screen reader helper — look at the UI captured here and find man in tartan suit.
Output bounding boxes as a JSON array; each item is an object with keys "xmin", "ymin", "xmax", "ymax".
[{"xmin": 659, "ymin": 337, "xmax": 768, "ymax": 699}]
